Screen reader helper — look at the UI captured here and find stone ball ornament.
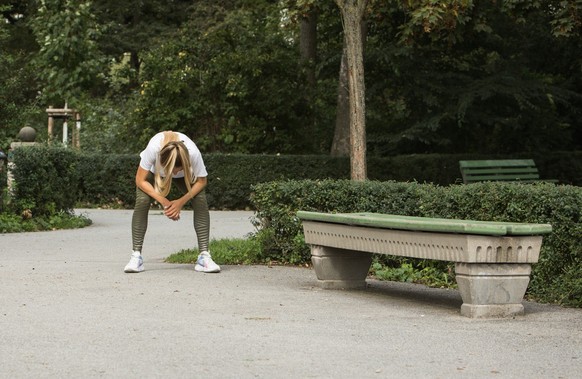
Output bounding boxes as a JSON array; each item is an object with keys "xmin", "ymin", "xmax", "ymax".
[{"xmin": 17, "ymin": 126, "xmax": 37, "ymax": 142}]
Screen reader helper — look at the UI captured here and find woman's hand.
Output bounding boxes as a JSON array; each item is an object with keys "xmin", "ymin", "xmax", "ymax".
[
  {"xmin": 163, "ymin": 177, "xmax": 207, "ymax": 221},
  {"xmin": 163, "ymin": 199, "xmax": 184, "ymax": 221}
]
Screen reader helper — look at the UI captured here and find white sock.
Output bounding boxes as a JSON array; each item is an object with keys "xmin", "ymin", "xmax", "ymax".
[{"xmin": 132, "ymin": 251, "xmax": 141, "ymax": 257}]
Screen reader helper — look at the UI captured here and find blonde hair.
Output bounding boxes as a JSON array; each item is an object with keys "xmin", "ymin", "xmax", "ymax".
[{"xmin": 154, "ymin": 132, "xmax": 195, "ymax": 196}]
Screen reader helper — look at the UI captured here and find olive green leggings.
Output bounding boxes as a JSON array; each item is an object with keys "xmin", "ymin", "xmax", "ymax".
[{"xmin": 131, "ymin": 174, "xmax": 210, "ymax": 253}]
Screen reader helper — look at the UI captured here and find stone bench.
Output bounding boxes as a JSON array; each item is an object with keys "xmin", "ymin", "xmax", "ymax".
[{"xmin": 297, "ymin": 211, "xmax": 552, "ymax": 318}]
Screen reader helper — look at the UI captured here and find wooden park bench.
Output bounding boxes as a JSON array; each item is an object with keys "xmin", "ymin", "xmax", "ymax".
[
  {"xmin": 459, "ymin": 159, "xmax": 556, "ymax": 184},
  {"xmin": 297, "ymin": 211, "xmax": 552, "ymax": 318}
]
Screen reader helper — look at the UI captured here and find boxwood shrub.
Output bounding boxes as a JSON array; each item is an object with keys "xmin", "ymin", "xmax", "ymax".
[
  {"xmin": 10, "ymin": 145, "xmax": 79, "ymax": 216},
  {"xmin": 250, "ymin": 180, "xmax": 582, "ymax": 307}
]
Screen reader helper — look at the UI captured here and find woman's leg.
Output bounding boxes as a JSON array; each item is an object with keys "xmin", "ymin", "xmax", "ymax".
[
  {"xmin": 191, "ymin": 190, "xmax": 210, "ymax": 252},
  {"xmin": 131, "ymin": 175, "xmax": 154, "ymax": 252},
  {"xmin": 173, "ymin": 179, "xmax": 210, "ymax": 252}
]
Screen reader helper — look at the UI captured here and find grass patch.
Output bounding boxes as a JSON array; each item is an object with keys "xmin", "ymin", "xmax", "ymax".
[
  {"xmin": 165, "ymin": 237, "xmax": 262, "ymax": 265},
  {"xmin": 0, "ymin": 211, "xmax": 92, "ymax": 233},
  {"xmin": 166, "ymin": 238, "xmax": 456, "ymax": 291}
]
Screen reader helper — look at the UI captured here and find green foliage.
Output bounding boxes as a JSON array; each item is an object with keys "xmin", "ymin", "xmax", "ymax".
[
  {"xmin": 76, "ymin": 97, "xmax": 136, "ymax": 154},
  {"xmin": 206, "ymin": 154, "xmax": 349, "ymax": 209},
  {"xmin": 76, "ymin": 152, "xmax": 137, "ymax": 207},
  {"xmin": 396, "ymin": 0, "xmax": 475, "ymax": 45},
  {"xmin": 91, "ymin": 0, "xmax": 193, "ymax": 74},
  {"xmin": 4, "ymin": 0, "xmax": 582, "ymax": 157},
  {"xmin": 0, "ymin": 6, "xmax": 42, "ymax": 149},
  {"xmin": 370, "ymin": 258, "xmax": 455, "ymax": 288},
  {"xmin": 0, "ymin": 210, "xmax": 91, "ymax": 233},
  {"xmin": 11, "ymin": 145, "xmax": 79, "ymax": 216},
  {"xmin": 251, "ymin": 179, "xmax": 582, "ymax": 307},
  {"xmin": 371, "ymin": 262, "xmax": 420, "ymax": 283},
  {"xmin": 365, "ymin": 0, "xmax": 582, "ymax": 155},
  {"xmin": 127, "ymin": 1, "xmax": 334, "ymax": 154},
  {"xmin": 30, "ymin": 0, "xmax": 104, "ymax": 105},
  {"xmin": 550, "ymin": 1, "xmax": 582, "ymax": 37},
  {"xmin": 2, "ymin": 0, "xmax": 582, "ymax": 158},
  {"xmin": 0, "ymin": 212, "xmax": 21, "ymax": 232}
]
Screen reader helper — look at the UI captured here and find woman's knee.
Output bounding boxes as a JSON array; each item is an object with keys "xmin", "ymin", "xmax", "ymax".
[
  {"xmin": 134, "ymin": 188, "xmax": 152, "ymax": 209},
  {"xmin": 191, "ymin": 191, "xmax": 208, "ymax": 209}
]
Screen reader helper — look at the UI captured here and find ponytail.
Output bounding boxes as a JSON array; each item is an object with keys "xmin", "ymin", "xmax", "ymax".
[{"xmin": 154, "ymin": 132, "xmax": 196, "ymax": 196}]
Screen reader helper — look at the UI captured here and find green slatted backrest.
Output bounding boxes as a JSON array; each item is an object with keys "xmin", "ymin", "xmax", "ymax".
[{"xmin": 459, "ymin": 159, "xmax": 540, "ymax": 184}]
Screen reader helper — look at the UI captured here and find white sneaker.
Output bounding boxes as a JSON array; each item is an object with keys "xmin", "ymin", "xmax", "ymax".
[
  {"xmin": 195, "ymin": 252, "xmax": 220, "ymax": 273},
  {"xmin": 124, "ymin": 252, "xmax": 144, "ymax": 273}
]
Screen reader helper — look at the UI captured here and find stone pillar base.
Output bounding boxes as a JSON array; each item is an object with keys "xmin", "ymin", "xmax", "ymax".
[
  {"xmin": 311, "ymin": 245, "xmax": 372, "ymax": 290},
  {"xmin": 461, "ymin": 303, "xmax": 524, "ymax": 318},
  {"xmin": 455, "ymin": 263, "xmax": 532, "ymax": 318}
]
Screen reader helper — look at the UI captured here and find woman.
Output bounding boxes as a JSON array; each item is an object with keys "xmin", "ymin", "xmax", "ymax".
[{"xmin": 124, "ymin": 131, "xmax": 220, "ymax": 273}]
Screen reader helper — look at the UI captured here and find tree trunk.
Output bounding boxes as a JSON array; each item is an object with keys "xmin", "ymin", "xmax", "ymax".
[
  {"xmin": 330, "ymin": 47, "xmax": 350, "ymax": 156},
  {"xmin": 335, "ymin": 0, "xmax": 368, "ymax": 181}
]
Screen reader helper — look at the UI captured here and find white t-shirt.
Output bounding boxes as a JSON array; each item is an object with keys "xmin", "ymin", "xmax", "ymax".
[{"xmin": 139, "ymin": 132, "xmax": 208, "ymax": 179}]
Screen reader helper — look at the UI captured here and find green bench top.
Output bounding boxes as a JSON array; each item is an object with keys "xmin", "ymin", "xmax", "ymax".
[{"xmin": 297, "ymin": 211, "xmax": 552, "ymax": 236}]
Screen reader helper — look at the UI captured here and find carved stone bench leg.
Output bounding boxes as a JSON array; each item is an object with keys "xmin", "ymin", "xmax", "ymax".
[
  {"xmin": 310, "ymin": 245, "xmax": 372, "ymax": 289},
  {"xmin": 455, "ymin": 263, "xmax": 532, "ymax": 318}
]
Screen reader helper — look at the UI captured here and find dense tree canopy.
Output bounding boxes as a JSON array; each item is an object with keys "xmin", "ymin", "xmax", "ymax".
[
  {"xmin": 1, "ymin": 0, "xmax": 581, "ymax": 157},
  {"xmin": 30, "ymin": 0, "xmax": 103, "ymax": 105},
  {"xmin": 365, "ymin": 0, "xmax": 582, "ymax": 154},
  {"xmin": 127, "ymin": 2, "xmax": 314, "ymax": 152}
]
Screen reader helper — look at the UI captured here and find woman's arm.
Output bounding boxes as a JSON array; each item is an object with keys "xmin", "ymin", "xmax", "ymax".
[{"xmin": 135, "ymin": 166, "xmax": 171, "ymax": 208}]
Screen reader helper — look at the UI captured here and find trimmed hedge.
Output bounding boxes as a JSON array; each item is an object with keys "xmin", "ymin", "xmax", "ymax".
[
  {"xmin": 77, "ymin": 153, "xmax": 137, "ymax": 206},
  {"xmin": 74, "ymin": 153, "xmax": 349, "ymax": 209},
  {"xmin": 76, "ymin": 150, "xmax": 582, "ymax": 209},
  {"xmin": 6, "ymin": 146, "xmax": 582, "ymax": 211},
  {"xmin": 205, "ymin": 154, "xmax": 348, "ymax": 209},
  {"xmin": 250, "ymin": 180, "xmax": 582, "ymax": 307}
]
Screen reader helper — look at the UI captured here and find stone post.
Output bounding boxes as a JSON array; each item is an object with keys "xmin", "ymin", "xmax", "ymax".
[
  {"xmin": 455, "ymin": 263, "xmax": 533, "ymax": 318},
  {"xmin": 310, "ymin": 245, "xmax": 372, "ymax": 289}
]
